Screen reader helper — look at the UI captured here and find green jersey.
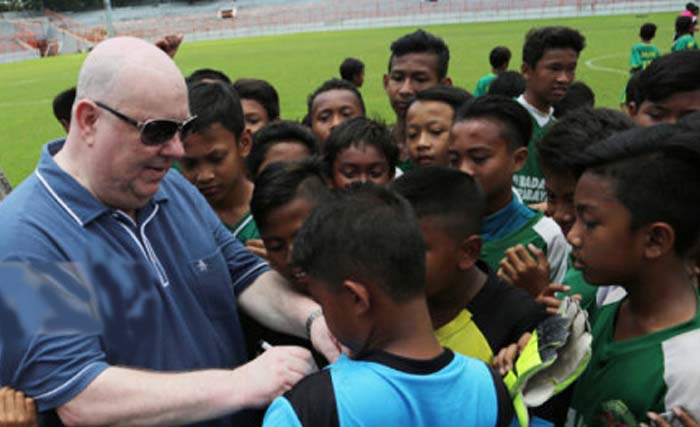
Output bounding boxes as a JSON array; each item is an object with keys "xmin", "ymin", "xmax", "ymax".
[
  {"xmin": 566, "ymin": 291, "xmax": 700, "ymax": 427},
  {"xmin": 481, "ymin": 210, "xmax": 568, "ymax": 284},
  {"xmin": 672, "ymin": 34, "xmax": 698, "ymax": 52},
  {"xmin": 225, "ymin": 212, "xmax": 260, "ymax": 244},
  {"xmin": 474, "ymin": 73, "xmax": 497, "ymax": 97},
  {"xmin": 513, "ymin": 95, "xmax": 554, "ymax": 204},
  {"xmin": 629, "ymin": 43, "xmax": 660, "ymax": 71}
]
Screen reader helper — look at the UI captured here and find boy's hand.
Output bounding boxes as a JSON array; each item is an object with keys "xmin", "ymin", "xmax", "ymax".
[
  {"xmin": 155, "ymin": 34, "xmax": 184, "ymax": 58},
  {"xmin": 0, "ymin": 387, "xmax": 37, "ymax": 427},
  {"xmin": 245, "ymin": 239, "xmax": 268, "ymax": 260},
  {"xmin": 498, "ymin": 244, "xmax": 550, "ymax": 297},
  {"xmin": 536, "ymin": 283, "xmax": 582, "ymax": 314},
  {"xmin": 643, "ymin": 407, "xmax": 698, "ymax": 427},
  {"xmin": 492, "ymin": 332, "xmax": 532, "ymax": 376}
]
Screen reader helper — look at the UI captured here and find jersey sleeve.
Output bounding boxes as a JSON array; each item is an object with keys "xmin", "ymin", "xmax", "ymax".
[
  {"xmin": 264, "ymin": 369, "xmax": 339, "ymax": 427},
  {"xmin": 214, "ymin": 218, "xmax": 270, "ymax": 295},
  {"xmin": 263, "ymin": 397, "xmax": 304, "ymax": 427},
  {"xmin": 534, "ymin": 216, "xmax": 568, "ymax": 284}
]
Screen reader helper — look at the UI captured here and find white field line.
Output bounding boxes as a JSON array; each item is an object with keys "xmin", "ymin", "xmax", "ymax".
[{"xmin": 584, "ymin": 53, "xmax": 629, "ymax": 76}]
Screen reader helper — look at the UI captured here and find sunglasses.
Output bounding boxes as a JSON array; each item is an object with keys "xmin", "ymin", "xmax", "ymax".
[{"xmin": 95, "ymin": 101, "xmax": 197, "ymax": 146}]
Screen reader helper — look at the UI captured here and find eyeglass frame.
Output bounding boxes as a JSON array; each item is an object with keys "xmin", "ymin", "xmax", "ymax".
[{"xmin": 94, "ymin": 100, "xmax": 197, "ymax": 146}]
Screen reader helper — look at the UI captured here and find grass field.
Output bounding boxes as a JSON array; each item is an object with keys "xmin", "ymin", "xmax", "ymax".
[{"xmin": 0, "ymin": 11, "xmax": 677, "ymax": 186}]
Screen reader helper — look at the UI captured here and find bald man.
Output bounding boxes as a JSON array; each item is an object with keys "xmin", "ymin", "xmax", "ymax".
[{"xmin": 0, "ymin": 37, "xmax": 338, "ymax": 426}]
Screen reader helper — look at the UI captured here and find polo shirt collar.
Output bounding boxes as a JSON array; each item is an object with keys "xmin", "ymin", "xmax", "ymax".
[{"xmin": 36, "ymin": 139, "xmax": 169, "ymax": 227}]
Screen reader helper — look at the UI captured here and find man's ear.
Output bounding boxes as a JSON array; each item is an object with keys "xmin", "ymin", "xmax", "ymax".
[
  {"xmin": 521, "ymin": 63, "xmax": 531, "ymax": 81},
  {"xmin": 342, "ymin": 280, "xmax": 371, "ymax": 316},
  {"xmin": 513, "ymin": 146, "xmax": 529, "ymax": 173},
  {"xmin": 73, "ymin": 99, "xmax": 99, "ymax": 146},
  {"xmin": 440, "ymin": 76, "xmax": 453, "ymax": 86},
  {"xmin": 626, "ymin": 101, "xmax": 638, "ymax": 117},
  {"xmin": 458, "ymin": 235, "xmax": 482, "ymax": 270},
  {"xmin": 383, "ymin": 74, "xmax": 390, "ymax": 92},
  {"xmin": 643, "ymin": 222, "xmax": 675, "ymax": 260},
  {"xmin": 239, "ymin": 128, "xmax": 253, "ymax": 158}
]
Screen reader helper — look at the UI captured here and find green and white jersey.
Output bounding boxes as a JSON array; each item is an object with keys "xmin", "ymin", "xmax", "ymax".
[
  {"xmin": 672, "ymin": 34, "xmax": 698, "ymax": 52},
  {"xmin": 513, "ymin": 95, "xmax": 554, "ymax": 204},
  {"xmin": 225, "ymin": 212, "xmax": 261, "ymax": 244},
  {"xmin": 474, "ymin": 73, "xmax": 496, "ymax": 97},
  {"xmin": 629, "ymin": 43, "xmax": 660, "ymax": 71},
  {"xmin": 0, "ymin": 168, "xmax": 11, "ymax": 203},
  {"xmin": 481, "ymin": 210, "xmax": 568, "ymax": 284},
  {"xmin": 566, "ymin": 291, "xmax": 700, "ymax": 427}
]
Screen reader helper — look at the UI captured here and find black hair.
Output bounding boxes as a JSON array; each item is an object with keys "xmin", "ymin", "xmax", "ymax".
[
  {"xmin": 640, "ymin": 22, "xmax": 657, "ymax": 40},
  {"xmin": 637, "ymin": 51, "xmax": 700, "ymax": 103},
  {"xmin": 53, "ymin": 86, "xmax": 76, "ymax": 125},
  {"xmin": 676, "ymin": 15, "xmax": 694, "ymax": 35},
  {"xmin": 185, "ymin": 68, "xmax": 231, "ymax": 85},
  {"xmin": 306, "ymin": 78, "xmax": 366, "ymax": 121},
  {"xmin": 553, "ymin": 81, "xmax": 595, "ymax": 118},
  {"xmin": 687, "ymin": 2, "xmax": 699, "ymax": 14},
  {"xmin": 573, "ymin": 125, "xmax": 700, "ymax": 257},
  {"xmin": 391, "ymin": 166, "xmax": 485, "ymax": 238},
  {"xmin": 406, "ymin": 85, "xmax": 472, "ymax": 114},
  {"xmin": 454, "ymin": 95, "xmax": 533, "ymax": 150},
  {"xmin": 339, "ymin": 57, "xmax": 365, "ymax": 82},
  {"xmin": 232, "ymin": 78, "xmax": 280, "ymax": 121},
  {"xmin": 522, "ymin": 26, "xmax": 586, "ymax": 68},
  {"xmin": 292, "ymin": 183, "xmax": 426, "ymax": 301},
  {"xmin": 388, "ymin": 29, "xmax": 450, "ymax": 79},
  {"xmin": 487, "ymin": 71, "xmax": 526, "ymax": 97},
  {"xmin": 250, "ymin": 158, "xmax": 328, "ymax": 232},
  {"xmin": 246, "ymin": 120, "xmax": 321, "ymax": 178},
  {"xmin": 489, "ymin": 46, "xmax": 512, "ymax": 69},
  {"xmin": 322, "ymin": 117, "xmax": 398, "ymax": 177},
  {"xmin": 187, "ymin": 81, "xmax": 244, "ymax": 139},
  {"xmin": 624, "ymin": 72, "xmax": 644, "ymax": 105},
  {"xmin": 537, "ymin": 107, "xmax": 635, "ymax": 177}
]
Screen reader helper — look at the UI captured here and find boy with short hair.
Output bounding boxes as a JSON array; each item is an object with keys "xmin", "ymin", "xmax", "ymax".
[
  {"xmin": 246, "ymin": 120, "xmax": 320, "ymax": 179},
  {"xmin": 628, "ymin": 50, "xmax": 700, "ymax": 126},
  {"xmin": 404, "ymin": 85, "xmax": 472, "ymax": 168},
  {"xmin": 263, "ymin": 184, "xmax": 514, "ymax": 427},
  {"xmin": 233, "ymin": 78, "xmax": 281, "ymax": 135},
  {"xmin": 179, "ymin": 81, "xmax": 259, "ymax": 244},
  {"xmin": 474, "ymin": 46, "xmax": 511, "ymax": 97},
  {"xmin": 305, "ymin": 78, "xmax": 365, "ymax": 143},
  {"xmin": 323, "ymin": 117, "xmax": 398, "ymax": 188},
  {"xmin": 672, "ymin": 16, "xmax": 698, "ymax": 52},
  {"xmin": 488, "ymin": 71, "xmax": 526, "ymax": 98},
  {"xmin": 553, "ymin": 81, "xmax": 594, "ymax": 118},
  {"xmin": 339, "ymin": 57, "xmax": 365, "ymax": 88},
  {"xmin": 185, "ymin": 68, "xmax": 231, "ymax": 84},
  {"xmin": 391, "ymin": 166, "xmax": 548, "ymax": 364},
  {"xmin": 566, "ymin": 126, "xmax": 700, "ymax": 426},
  {"xmin": 629, "ymin": 23, "xmax": 660, "ymax": 74},
  {"xmin": 52, "ymin": 87, "xmax": 76, "ymax": 133},
  {"xmin": 514, "ymin": 26, "xmax": 586, "ymax": 204},
  {"xmin": 448, "ymin": 95, "xmax": 568, "ymax": 286}
]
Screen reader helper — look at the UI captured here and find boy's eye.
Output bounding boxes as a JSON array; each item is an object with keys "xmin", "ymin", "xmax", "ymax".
[
  {"xmin": 470, "ymin": 156, "xmax": 488, "ymax": 165},
  {"xmin": 390, "ymin": 73, "xmax": 405, "ymax": 82},
  {"xmin": 429, "ymin": 128, "xmax": 445, "ymax": 136},
  {"xmin": 370, "ymin": 166, "xmax": 388, "ymax": 178},
  {"xmin": 316, "ymin": 112, "xmax": 332, "ymax": 123},
  {"xmin": 339, "ymin": 166, "xmax": 357, "ymax": 178}
]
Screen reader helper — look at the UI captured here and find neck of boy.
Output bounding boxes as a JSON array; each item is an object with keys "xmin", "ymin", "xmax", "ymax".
[
  {"xmin": 213, "ymin": 177, "xmax": 254, "ymax": 228},
  {"xmin": 523, "ymin": 89, "xmax": 551, "ymax": 115},
  {"xmin": 487, "ymin": 188, "xmax": 514, "ymax": 216},
  {"xmin": 369, "ymin": 297, "xmax": 445, "ymax": 360},
  {"xmin": 429, "ymin": 267, "xmax": 488, "ymax": 330},
  {"xmin": 614, "ymin": 256, "xmax": 697, "ymax": 341}
]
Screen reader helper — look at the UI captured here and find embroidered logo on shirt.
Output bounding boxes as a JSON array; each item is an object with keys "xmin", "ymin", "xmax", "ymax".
[{"xmin": 196, "ymin": 259, "xmax": 208, "ymax": 273}]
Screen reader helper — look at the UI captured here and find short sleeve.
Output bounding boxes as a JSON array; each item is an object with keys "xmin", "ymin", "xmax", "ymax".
[
  {"xmin": 213, "ymin": 219, "xmax": 270, "ymax": 295},
  {"xmin": 263, "ymin": 397, "xmax": 303, "ymax": 427}
]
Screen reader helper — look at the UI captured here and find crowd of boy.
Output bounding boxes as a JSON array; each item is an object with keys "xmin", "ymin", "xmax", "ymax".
[{"xmin": 0, "ymin": 15, "xmax": 699, "ymax": 427}]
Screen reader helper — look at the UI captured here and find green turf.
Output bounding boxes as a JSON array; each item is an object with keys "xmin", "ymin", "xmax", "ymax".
[{"xmin": 0, "ymin": 11, "xmax": 677, "ymax": 186}]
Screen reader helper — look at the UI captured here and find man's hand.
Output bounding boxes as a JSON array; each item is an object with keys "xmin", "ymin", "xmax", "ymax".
[
  {"xmin": 0, "ymin": 387, "xmax": 37, "ymax": 427},
  {"xmin": 238, "ymin": 346, "xmax": 318, "ymax": 408},
  {"xmin": 643, "ymin": 408, "xmax": 698, "ymax": 427},
  {"xmin": 498, "ymin": 244, "xmax": 550, "ymax": 297},
  {"xmin": 155, "ymin": 34, "xmax": 184, "ymax": 58},
  {"xmin": 308, "ymin": 315, "xmax": 342, "ymax": 363},
  {"xmin": 245, "ymin": 239, "xmax": 268, "ymax": 260}
]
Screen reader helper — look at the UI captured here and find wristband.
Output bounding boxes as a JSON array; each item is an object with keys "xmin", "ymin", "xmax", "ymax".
[{"xmin": 305, "ymin": 308, "xmax": 323, "ymax": 339}]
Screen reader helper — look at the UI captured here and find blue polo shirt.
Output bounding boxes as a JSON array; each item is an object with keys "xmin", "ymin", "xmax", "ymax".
[{"xmin": 0, "ymin": 139, "xmax": 269, "ymax": 426}]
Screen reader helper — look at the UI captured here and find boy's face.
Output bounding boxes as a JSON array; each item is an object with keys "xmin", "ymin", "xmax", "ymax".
[
  {"xmin": 384, "ymin": 53, "xmax": 446, "ymax": 118},
  {"xmin": 261, "ymin": 197, "xmax": 315, "ymax": 283},
  {"xmin": 448, "ymin": 119, "xmax": 527, "ymax": 212},
  {"xmin": 311, "ymin": 89, "xmax": 363, "ymax": 143},
  {"xmin": 629, "ymin": 89, "xmax": 700, "ymax": 126},
  {"xmin": 419, "ymin": 216, "xmax": 463, "ymax": 300},
  {"xmin": 568, "ymin": 172, "xmax": 646, "ymax": 285},
  {"xmin": 543, "ymin": 169, "xmax": 577, "ymax": 236},
  {"xmin": 353, "ymin": 69, "xmax": 365, "ymax": 88},
  {"xmin": 257, "ymin": 141, "xmax": 312, "ymax": 177},
  {"xmin": 332, "ymin": 144, "xmax": 393, "ymax": 188},
  {"xmin": 522, "ymin": 48, "xmax": 578, "ymax": 108},
  {"xmin": 180, "ymin": 123, "xmax": 249, "ymax": 207},
  {"xmin": 406, "ymin": 100, "xmax": 453, "ymax": 167},
  {"xmin": 241, "ymin": 98, "xmax": 270, "ymax": 136}
]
